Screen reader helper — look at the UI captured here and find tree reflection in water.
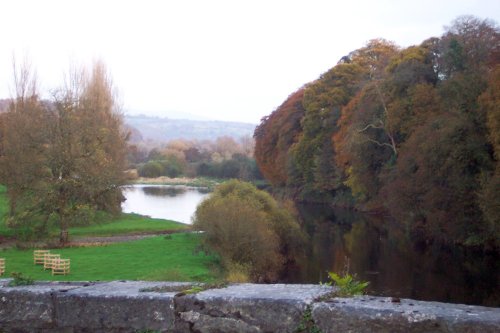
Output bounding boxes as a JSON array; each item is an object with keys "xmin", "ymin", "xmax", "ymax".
[
  {"xmin": 286, "ymin": 203, "xmax": 499, "ymax": 306},
  {"xmin": 142, "ymin": 186, "xmax": 187, "ymax": 197}
]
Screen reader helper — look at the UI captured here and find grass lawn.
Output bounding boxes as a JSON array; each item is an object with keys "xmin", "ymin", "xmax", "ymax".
[
  {"xmin": 0, "ymin": 233, "xmax": 218, "ymax": 282},
  {"xmin": 67, "ymin": 213, "xmax": 188, "ymax": 238}
]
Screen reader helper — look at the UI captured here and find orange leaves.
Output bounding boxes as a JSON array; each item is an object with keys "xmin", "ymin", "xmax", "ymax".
[{"xmin": 254, "ymin": 88, "xmax": 305, "ymax": 186}]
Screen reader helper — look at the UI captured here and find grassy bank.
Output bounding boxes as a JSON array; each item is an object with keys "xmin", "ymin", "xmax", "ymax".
[
  {"xmin": 0, "ymin": 234, "xmax": 218, "ymax": 282},
  {"xmin": 132, "ymin": 176, "xmax": 221, "ymax": 188},
  {"xmin": 66, "ymin": 213, "xmax": 188, "ymax": 238},
  {"xmin": 0, "ymin": 211, "xmax": 188, "ymax": 240}
]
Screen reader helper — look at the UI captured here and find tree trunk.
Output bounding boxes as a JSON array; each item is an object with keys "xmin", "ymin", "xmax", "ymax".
[
  {"xmin": 8, "ymin": 189, "xmax": 18, "ymax": 216},
  {"xmin": 59, "ymin": 214, "xmax": 69, "ymax": 245}
]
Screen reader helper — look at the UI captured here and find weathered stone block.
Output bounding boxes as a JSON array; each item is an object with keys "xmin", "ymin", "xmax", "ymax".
[
  {"xmin": 54, "ymin": 281, "xmax": 191, "ymax": 332},
  {"xmin": 0, "ymin": 281, "xmax": 86, "ymax": 331},
  {"xmin": 312, "ymin": 296, "xmax": 500, "ymax": 333},
  {"xmin": 175, "ymin": 283, "xmax": 334, "ymax": 333}
]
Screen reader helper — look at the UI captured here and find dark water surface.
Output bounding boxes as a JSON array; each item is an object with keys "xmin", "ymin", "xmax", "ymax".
[{"xmin": 286, "ymin": 203, "xmax": 499, "ymax": 306}]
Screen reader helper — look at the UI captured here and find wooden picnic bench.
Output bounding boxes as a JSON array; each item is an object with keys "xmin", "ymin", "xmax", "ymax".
[
  {"xmin": 34, "ymin": 250, "xmax": 51, "ymax": 265},
  {"xmin": 52, "ymin": 258, "xmax": 70, "ymax": 275},
  {"xmin": 0, "ymin": 258, "xmax": 4, "ymax": 276},
  {"xmin": 43, "ymin": 253, "xmax": 61, "ymax": 270}
]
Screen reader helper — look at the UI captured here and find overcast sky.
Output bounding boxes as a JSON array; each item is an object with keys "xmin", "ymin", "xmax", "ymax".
[{"xmin": 1, "ymin": 0, "xmax": 498, "ymax": 123}]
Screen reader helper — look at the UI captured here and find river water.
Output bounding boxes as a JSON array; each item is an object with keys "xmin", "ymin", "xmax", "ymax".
[
  {"xmin": 288, "ymin": 203, "xmax": 499, "ymax": 306},
  {"xmin": 121, "ymin": 184, "xmax": 209, "ymax": 224},
  {"xmin": 121, "ymin": 185, "xmax": 499, "ymax": 306}
]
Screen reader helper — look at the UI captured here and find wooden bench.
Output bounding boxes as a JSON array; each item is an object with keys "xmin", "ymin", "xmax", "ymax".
[
  {"xmin": 52, "ymin": 258, "xmax": 70, "ymax": 275},
  {"xmin": 43, "ymin": 253, "xmax": 61, "ymax": 270},
  {"xmin": 34, "ymin": 250, "xmax": 51, "ymax": 265},
  {"xmin": 0, "ymin": 258, "xmax": 4, "ymax": 276}
]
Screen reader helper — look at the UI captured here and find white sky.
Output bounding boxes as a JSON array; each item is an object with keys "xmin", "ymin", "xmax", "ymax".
[{"xmin": 1, "ymin": 0, "xmax": 498, "ymax": 123}]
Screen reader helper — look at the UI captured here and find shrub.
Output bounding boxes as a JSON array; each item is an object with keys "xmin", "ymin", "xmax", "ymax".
[
  {"xmin": 8, "ymin": 272, "xmax": 35, "ymax": 286},
  {"xmin": 193, "ymin": 180, "xmax": 305, "ymax": 281},
  {"xmin": 225, "ymin": 262, "xmax": 251, "ymax": 283},
  {"xmin": 138, "ymin": 161, "xmax": 164, "ymax": 178}
]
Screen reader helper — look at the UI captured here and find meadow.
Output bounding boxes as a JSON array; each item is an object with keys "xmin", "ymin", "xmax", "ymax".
[
  {"xmin": 1, "ymin": 234, "xmax": 218, "ymax": 282},
  {"xmin": 0, "ymin": 186, "xmax": 219, "ymax": 283}
]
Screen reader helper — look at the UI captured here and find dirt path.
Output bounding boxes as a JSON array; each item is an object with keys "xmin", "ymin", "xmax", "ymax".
[
  {"xmin": 69, "ymin": 229, "xmax": 196, "ymax": 246},
  {"xmin": 0, "ymin": 230, "xmax": 190, "ymax": 249},
  {"xmin": 70, "ymin": 234, "xmax": 158, "ymax": 245}
]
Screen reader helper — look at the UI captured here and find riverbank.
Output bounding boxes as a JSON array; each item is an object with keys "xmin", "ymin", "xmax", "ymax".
[
  {"xmin": 131, "ymin": 176, "xmax": 221, "ymax": 188},
  {"xmin": 131, "ymin": 176, "xmax": 269, "ymax": 190}
]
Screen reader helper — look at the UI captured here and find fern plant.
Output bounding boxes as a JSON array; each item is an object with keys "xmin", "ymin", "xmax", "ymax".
[{"xmin": 325, "ymin": 272, "xmax": 369, "ymax": 297}]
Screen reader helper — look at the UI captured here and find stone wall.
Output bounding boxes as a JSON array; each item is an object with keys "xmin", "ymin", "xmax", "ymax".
[{"xmin": 0, "ymin": 279, "xmax": 499, "ymax": 332}]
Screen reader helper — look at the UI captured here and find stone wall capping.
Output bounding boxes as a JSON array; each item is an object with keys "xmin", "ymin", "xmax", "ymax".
[{"xmin": 0, "ymin": 280, "xmax": 498, "ymax": 332}]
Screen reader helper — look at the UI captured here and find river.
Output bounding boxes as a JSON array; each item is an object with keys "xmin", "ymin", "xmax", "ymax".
[
  {"xmin": 121, "ymin": 184, "xmax": 209, "ymax": 224},
  {"xmin": 121, "ymin": 185, "xmax": 499, "ymax": 306}
]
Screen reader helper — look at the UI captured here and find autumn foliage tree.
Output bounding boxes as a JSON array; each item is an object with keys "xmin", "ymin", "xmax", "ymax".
[
  {"xmin": 254, "ymin": 88, "xmax": 305, "ymax": 187},
  {"xmin": 254, "ymin": 16, "xmax": 499, "ymax": 247},
  {"xmin": 0, "ymin": 61, "xmax": 128, "ymax": 243}
]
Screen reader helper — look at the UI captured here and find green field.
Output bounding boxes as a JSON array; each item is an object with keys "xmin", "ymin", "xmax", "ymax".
[
  {"xmin": 0, "ymin": 185, "xmax": 219, "ymax": 283},
  {"xmin": 0, "ymin": 234, "xmax": 217, "ymax": 282},
  {"xmin": 67, "ymin": 213, "xmax": 188, "ymax": 238}
]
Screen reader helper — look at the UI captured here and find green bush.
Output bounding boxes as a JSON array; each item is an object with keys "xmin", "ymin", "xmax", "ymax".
[
  {"xmin": 8, "ymin": 272, "xmax": 34, "ymax": 286},
  {"xmin": 159, "ymin": 159, "xmax": 183, "ymax": 178},
  {"xmin": 193, "ymin": 180, "xmax": 305, "ymax": 281},
  {"xmin": 138, "ymin": 161, "xmax": 164, "ymax": 178}
]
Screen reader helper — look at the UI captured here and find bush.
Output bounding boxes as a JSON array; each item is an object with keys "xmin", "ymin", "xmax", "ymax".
[
  {"xmin": 193, "ymin": 180, "xmax": 305, "ymax": 281},
  {"xmin": 8, "ymin": 272, "xmax": 34, "ymax": 286},
  {"xmin": 138, "ymin": 161, "xmax": 164, "ymax": 178},
  {"xmin": 161, "ymin": 161, "xmax": 183, "ymax": 178}
]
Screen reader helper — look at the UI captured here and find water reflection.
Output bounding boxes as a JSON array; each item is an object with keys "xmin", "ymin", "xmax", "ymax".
[
  {"xmin": 122, "ymin": 185, "xmax": 209, "ymax": 224},
  {"xmin": 142, "ymin": 186, "xmax": 187, "ymax": 197},
  {"xmin": 287, "ymin": 203, "xmax": 499, "ymax": 306}
]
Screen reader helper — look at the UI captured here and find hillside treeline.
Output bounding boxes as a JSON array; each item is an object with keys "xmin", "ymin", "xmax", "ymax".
[
  {"xmin": 128, "ymin": 136, "xmax": 262, "ymax": 180},
  {"xmin": 254, "ymin": 16, "xmax": 499, "ymax": 247}
]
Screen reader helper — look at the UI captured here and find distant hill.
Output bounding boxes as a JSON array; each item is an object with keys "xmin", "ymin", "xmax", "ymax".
[
  {"xmin": 124, "ymin": 115, "xmax": 256, "ymax": 142},
  {"xmin": 0, "ymin": 101, "xmax": 256, "ymax": 143}
]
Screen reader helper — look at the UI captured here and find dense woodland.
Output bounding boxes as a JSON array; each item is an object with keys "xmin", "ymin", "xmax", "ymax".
[{"xmin": 254, "ymin": 16, "xmax": 499, "ymax": 248}]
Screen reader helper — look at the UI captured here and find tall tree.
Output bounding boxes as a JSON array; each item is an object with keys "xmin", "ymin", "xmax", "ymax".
[
  {"xmin": 0, "ymin": 59, "xmax": 49, "ymax": 220},
  {"xmin": 478, "ymin": 65, "xmax": 500, "ymax": 243},
  {"xmin": 0, "ymin": 61, "xmax": 128, "ymax": 243}
]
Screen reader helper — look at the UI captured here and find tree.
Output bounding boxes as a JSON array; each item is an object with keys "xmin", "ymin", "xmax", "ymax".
[
  {"xmin": 0, "ymin": 61, "xmax": 49, "ymax": 233},
  {"xmin": 139, "ymin": 161, "xmax": 164, "ymax": 177},
  {"xmin": 478, "ymin": 65, "xmax": 500, "ymax": 243},
  {"xmin": 0, "ymin": 60, "xmax": 128, "ymax": 243}
]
